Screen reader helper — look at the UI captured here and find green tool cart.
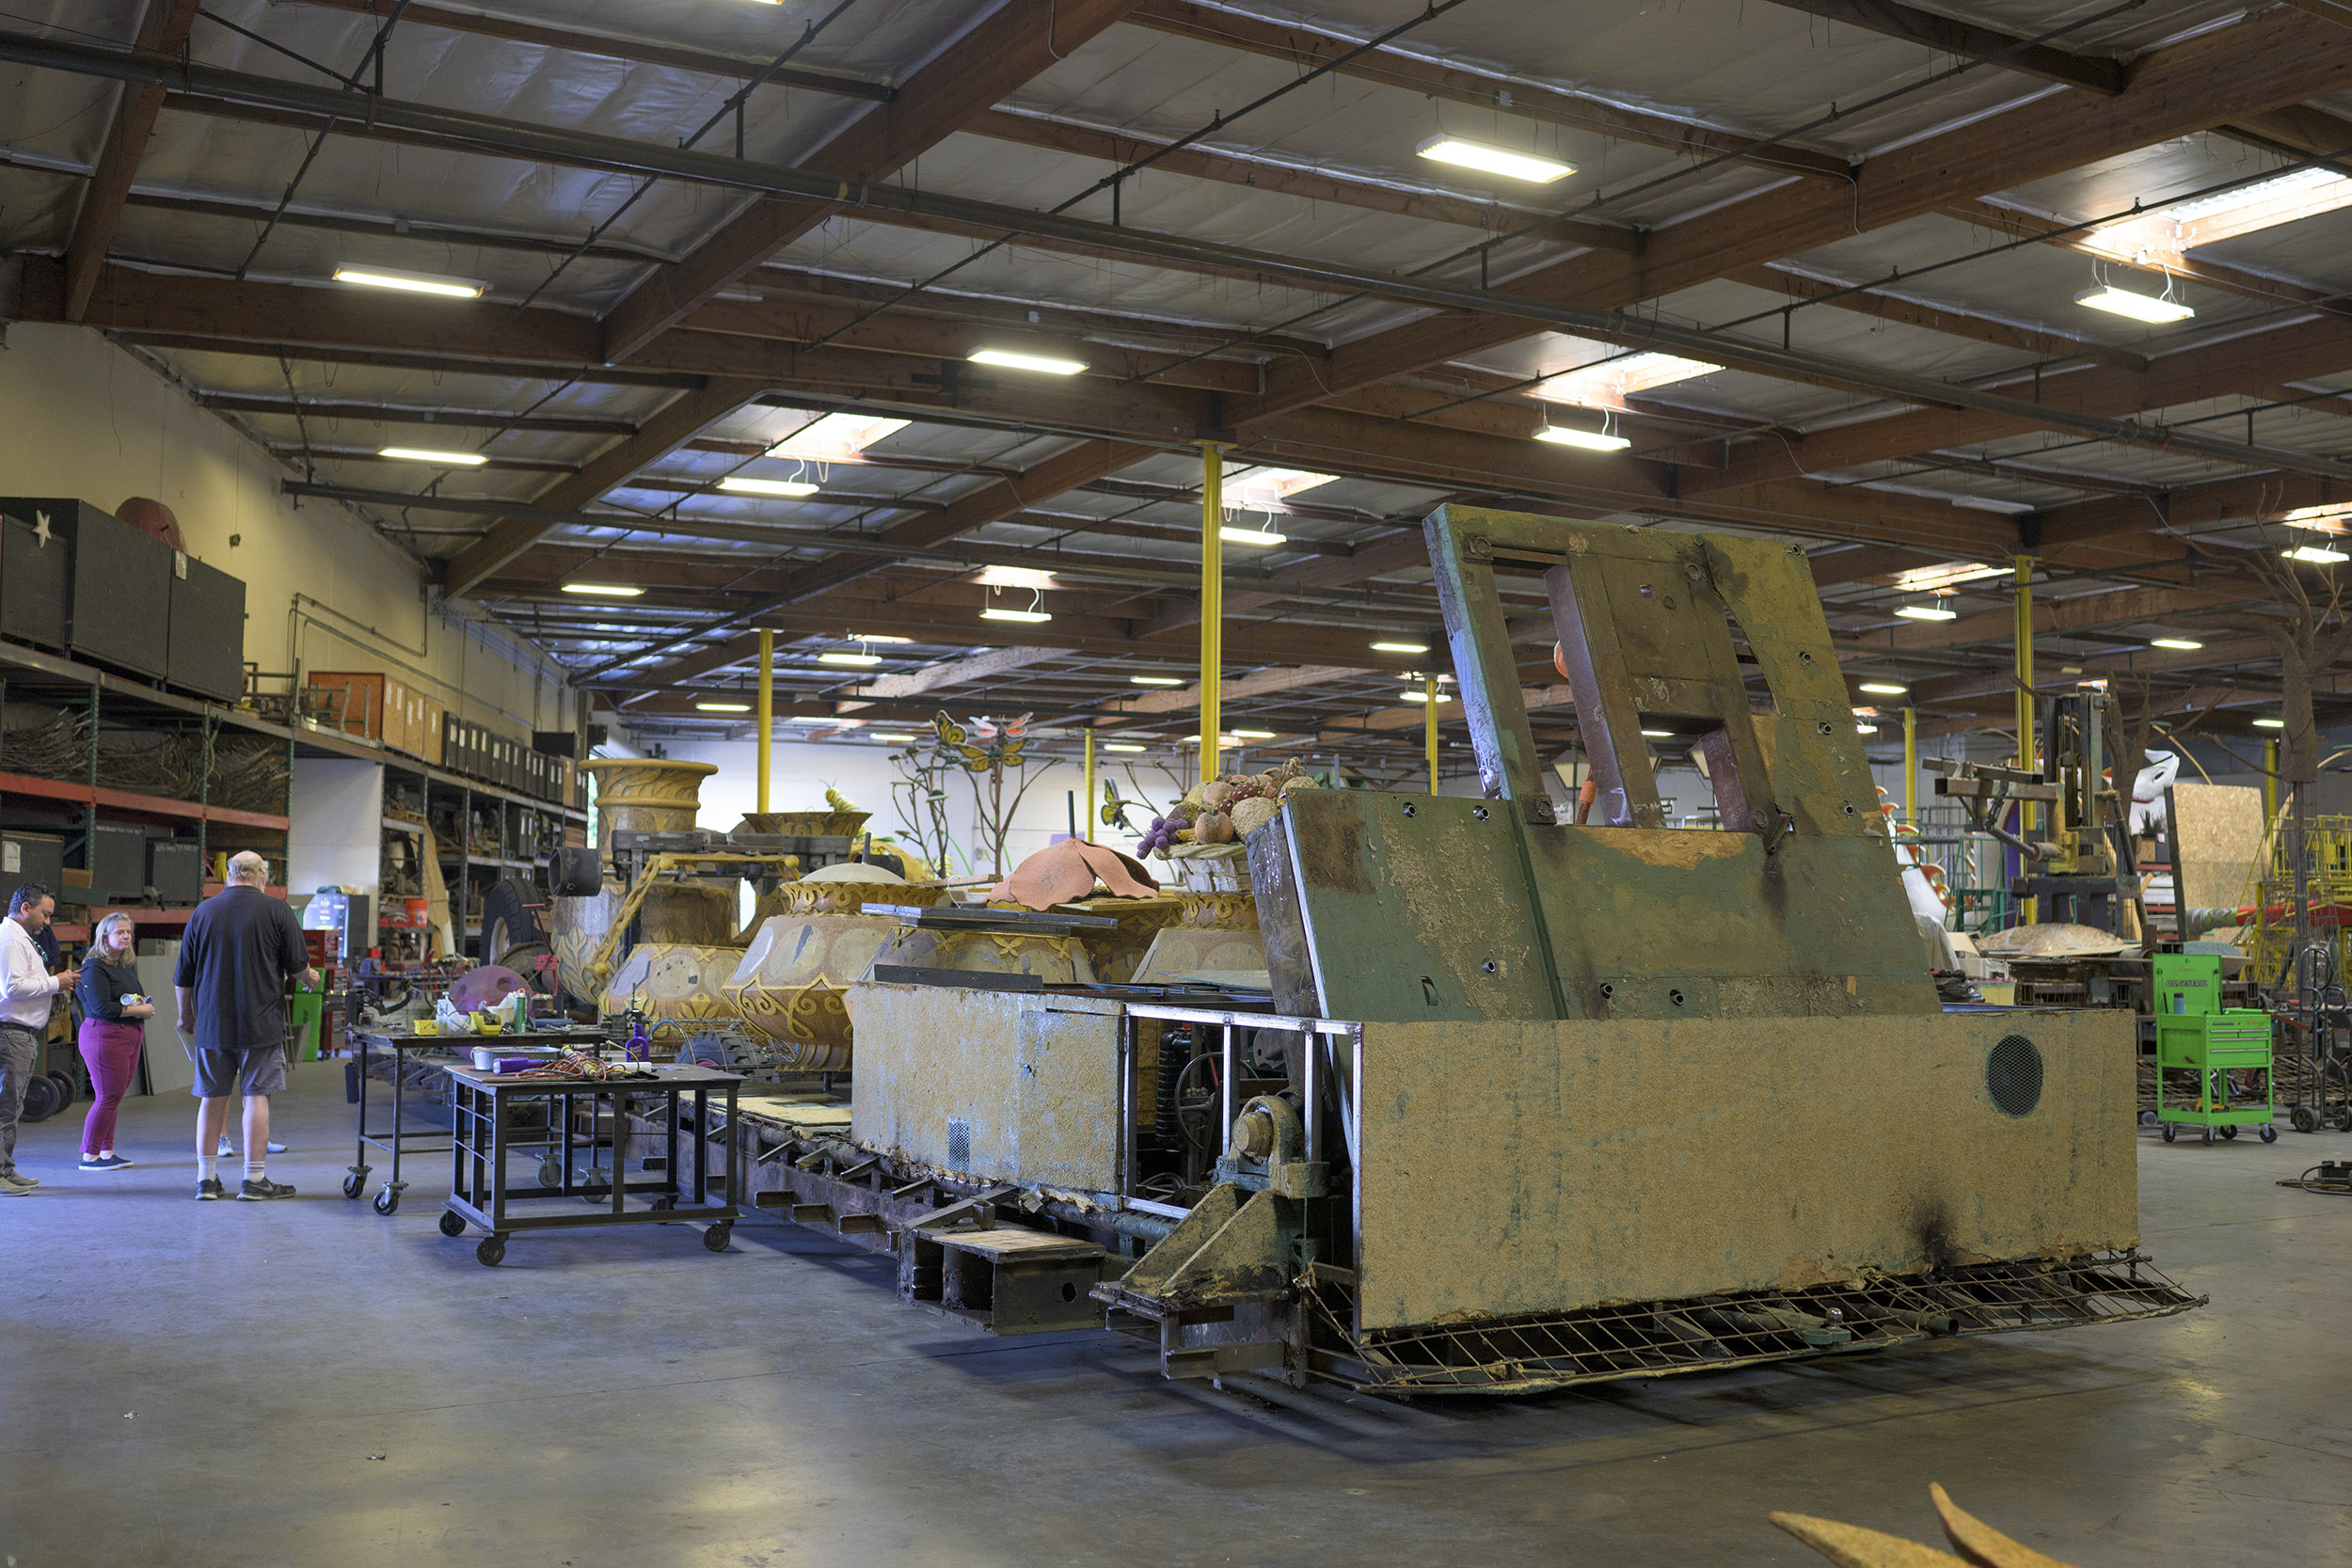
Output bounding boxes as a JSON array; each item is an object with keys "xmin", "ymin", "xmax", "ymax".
[{"xmin": 2153, "ymin": 953, "xmax": 2277, "ymax": 1145}]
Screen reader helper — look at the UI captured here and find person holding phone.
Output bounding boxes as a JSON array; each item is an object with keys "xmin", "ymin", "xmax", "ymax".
[{"xmin": 75, "ymin": 911, "xmax": 151, "ymax": 1170}]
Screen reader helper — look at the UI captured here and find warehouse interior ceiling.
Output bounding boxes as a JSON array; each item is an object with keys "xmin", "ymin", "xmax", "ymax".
[{"xmin": 8, "ymin": 0, "xmax": 2352, "ymax": 766}]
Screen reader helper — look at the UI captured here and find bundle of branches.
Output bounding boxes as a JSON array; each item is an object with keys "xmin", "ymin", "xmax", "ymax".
[
  {"xmin": 96, "ymin": 731, "xmax": 204, "ymax": 800},
  {"xmin": 1, "ymin": 708, "xmax": 91, "ymax": 783},
  {"xmin": 205, "ymin": 739, "xmax": 289, "ymax": 816}
]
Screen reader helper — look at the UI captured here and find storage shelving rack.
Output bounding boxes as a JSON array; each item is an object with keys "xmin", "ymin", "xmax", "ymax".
[{"xmin": 380, "ymin": 753, "xmax": 580, "ymax": 962}]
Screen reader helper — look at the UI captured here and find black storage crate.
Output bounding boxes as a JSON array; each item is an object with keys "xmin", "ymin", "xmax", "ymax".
[
  {"xmin": 167, "ymin": 553, "xmax": 246, "ymax": 702},
  {"xmin": 0, "ymin": 498, "xmax": 82, "ymax": 650},
  {"xmin": 0, "ymin": 832, "xmax": 65, "ymax": 895},
  {"xmin": 68, "ymin": 505, "xmax": 173, "ymax": 678},
  {"xmin": 149, "ymin": 840, "xmax": 204, "ymax": 905},
  {"xmin": 90, "ymin": 821, "xmax": 150, "ymax": 900}
]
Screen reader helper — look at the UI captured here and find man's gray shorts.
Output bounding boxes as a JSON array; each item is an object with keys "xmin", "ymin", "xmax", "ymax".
[{"xmin": 192, "ymin": 1045, "xmax": 287, "ymax": 1100}]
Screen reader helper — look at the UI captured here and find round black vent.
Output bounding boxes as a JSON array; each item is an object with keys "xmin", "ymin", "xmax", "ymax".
[{"xmin": 1986, "ymin": 1034, "xmax": 2043, "ymax": 1117}]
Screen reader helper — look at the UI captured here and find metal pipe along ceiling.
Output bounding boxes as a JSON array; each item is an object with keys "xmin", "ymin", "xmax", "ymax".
[{"xmin": 8, "ymin": 27, "xmax": 2351, "ymax": 484}]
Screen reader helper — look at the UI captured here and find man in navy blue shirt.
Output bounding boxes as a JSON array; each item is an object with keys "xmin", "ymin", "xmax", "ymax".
[{"xmin": 175, "ymin": 852, "xmax": 315, "ymax": 1201}]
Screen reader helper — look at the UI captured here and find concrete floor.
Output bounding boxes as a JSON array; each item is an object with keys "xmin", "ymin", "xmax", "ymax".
[{"xmin": 1, "ymin": 1070, "xmax": 2345, "ymax": 1568}]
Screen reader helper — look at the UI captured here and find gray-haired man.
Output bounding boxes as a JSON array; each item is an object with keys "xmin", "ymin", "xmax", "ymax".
[
  {"xmin": 0, "ymin": 882, "xmax": 77, "ymax": 1194},
  {"xmin": 176, "ymin": 852, "xmax": 315, "ymax": 1200}
]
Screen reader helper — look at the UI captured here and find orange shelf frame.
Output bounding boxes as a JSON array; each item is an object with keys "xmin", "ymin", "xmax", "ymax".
[{"xmin": 0, "ymin": 769, "xmax": 289, "ymax": 832}]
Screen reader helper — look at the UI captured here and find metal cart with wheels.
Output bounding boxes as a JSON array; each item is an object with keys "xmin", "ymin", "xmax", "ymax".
[
  {"xmin": 439, "ymin": 1062, "xmax": 741, "ymax": 1264},
  {"xmin": 2153, "ymin": 954, "xmax": 2277, "ymax": 1145},
  {"xmin": 2284, "ymin": 942, "xmax": 2352, "ymax": 1134},
  {"xmin": 344, "ymin": 1028, "xmax": 602, "ymax": 1213}
]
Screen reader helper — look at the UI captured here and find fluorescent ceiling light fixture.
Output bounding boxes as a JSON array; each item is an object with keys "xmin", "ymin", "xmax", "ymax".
[
  {"xmin": 562, "ymin": 583, "xmax": 643, "ymax": 597},
  {"xmin": 980, "ymin": 607, "xmax": 1054, "ymax": 623},
  {"xmin": 1372, "ymin": 640, "xmax": 1429, "ymax": 654},
  {"xmin": 1402, "ymin": 689, "xmax": 1453, "ymax": 704},
  {"xmin": 1895, "ymin": 603, "xmax": 1958, "ymax": 621},
  {"xmin": 2150, "ymin": 637, "xmax": 2203, "ymax": 651},
  {"xmin": 2088, "ymin": 166, "xmax": 2352, "ymax": 267},
  {"xmin": 719, "ymin": 476, "xmax": 819, "ymax": 497},
  {"xmin": 1129, "ymin": 675, "xmax": 1184, "ymax": 686},
  {"xmin": 332, "ymin": 265, "xmax": 484, "ymax": 298},
  {"xmin": 694, "ymin": 701, "xmax": 751, "ymax": 713},
  {"xmin": 969, "ymin": 348, "xmax": 1088, "ymax": 375},
  {"xmin": 874, "ymin": 733, "xmax": 915, "ymax": 742},
  {"xmin": 767, "ymin": 413, "xmax": 909, "ymax": 463},
  {"xmin": 976, "ymin": 565, "xmax": 1057, "ymax": 591},
  {"xmin": 1857, "ymin": 681, "xmax": 1909, "ymax": 695},
  {"xmin": 2075, "ymin": 285, "xmax": 2193, "ymax": 325},
  {"xmin": 379, "ymin": 446, "xmax": 485, "ymax": 467},
  {"xmin": 1416, "ymin": 135, "xmax": 1574, "ymax": 184},
  {"xmin": 2286, "ymin": 544, "xmax": 2350, "ymax": 563},
  {"xmin": 1105, "ymin": 743, "xmax": 1147, "ymax": 753},
  {"xmin": 850, "ymin": 633, "xmax": 913, "ymax": 644},
  {"xmin": 1639, "ymin": 728, "xmax": 1672, "ymax": 737},
  {"xmin": 818, "ymin": 652, "xmax": 882, "ymax": 667},
  {"xmin": 1892, "ymin": 562, "xmax": 2005, "ymax": 593},
  {"xmin": 1232, "ymin": 728, "xmax": 1277, "ymax": 738},
  {"xmin": 1534, "ymin": 425, "xmax": 1631, "ymax": 451},
  {"xmin": 2254, "ymin": 717, "xmax": 2286, "ymax": 728},
  {"xmin": 1228, "ymin": 467, "xmax": 1338, "ymax": 511},
  {"xmin": 1856, "ymin": 722, "xmax": 1878, "ymax": 734},
  {"xmin": 1220, "ymin": 526, "xmax": 1288, "ymax": 546},
  {"xmin": 1532, "ymin": 352, "xmax": 1721, "ymax": 410}
]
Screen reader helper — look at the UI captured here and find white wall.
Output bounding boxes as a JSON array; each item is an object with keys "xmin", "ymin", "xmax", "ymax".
[
  {"xmin": 288, "ymin": 757, "xmax": 383, "ymax": 899},
  {"xmin": 652, "ymin": 736, "xmax": 1228, "ymax": 876},
  {"xmin": 0, "ymin": 323, "xmax": 565, "ymax": 734}
]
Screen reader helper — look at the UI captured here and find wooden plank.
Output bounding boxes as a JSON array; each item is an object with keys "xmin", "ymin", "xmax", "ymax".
[
  {"xmin": 1761, "ymin": 0, "xmax": 2126, "ymax": 93},
  {"xmin": 2170, "ymin": 783, "xmax": 2266, "ymax": 917},
  {"xmin": 63, "ymin": 0, "xmax": 202, "ymax": 321}
]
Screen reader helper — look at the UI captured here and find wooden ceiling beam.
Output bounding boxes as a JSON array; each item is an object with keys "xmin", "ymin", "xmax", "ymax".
[
  {"xmin": 598, "ymin": 0, "xmax": 1141, "ymax": 363},
  {"xmin": 62, "ymin": 0, "xmax": 201, "ymax": 321},
  {"xmin": 1758, "ymin": 0, "xmax": 2126, "ymax": 93},
  {"xmin": 1227, "ymin": 8, "xmax": 2352, "ymax": 424},
  {"xmin": 1125, "ymin": 0, "xmax": 1851, "ymax": 182},
  {"xmin": 1726, "ymin": 264, "xmax": 2146, "ymax": 373},
  {"xmin": 203, "ymin": 395, "xmax": 638, "ymax": 436}
]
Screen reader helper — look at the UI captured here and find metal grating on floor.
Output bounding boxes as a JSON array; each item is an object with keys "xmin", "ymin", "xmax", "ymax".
[{"xmin": 1308, "ymin": 1252, "xmax": 2203, "ymax": 1396}]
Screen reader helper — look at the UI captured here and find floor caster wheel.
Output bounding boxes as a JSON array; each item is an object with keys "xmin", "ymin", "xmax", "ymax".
[
  {"xmin": 2335, "ymin": 1109, "xmax": 2352, "ymax": 1133},
  {"xmin": 437, "ymin": 1210, "xmax": 467, "ymax": 1238},
  {"xmin": 476, "ymin": 1236, "xmax": 506, "ymax": 1266},
  {"xmin": 537, "ymin": 1159, "xmax": 563, "ymax": 1189},
  {"xmin": 703, "ymin": 1225, "xmax": 731, "ymax": 1253},
  {"xmin": 2261, "ymin": 1124, "xmax": 2280, "ymax": 1144},
  {"xmin": 2138, "ymin": 1110, "xmax": 2157, "ymax": 1127},
  {"xmin": 2201, "ymin": 1127, "xmax": 2214, "ymax": 1145},
  {"xmin": 2293, "ymin": 1104, "xmax": 2320, "ymax": 1133},
  {"xmin": 2161, "ymin": 1123, "xmax": 2176, "ymax": 1142},
  {"xmin": 342, "ymin": 1171, "xmax": 366, "ymax": 1199},
  {"xmin": 373, "ymin": 1187, "xmax": 401, "ymax": 1215},
  {"xmin": 581, "ymin": 1174, "xmax": 611, "ymax": 1205},
  {"xmin": 651, "ymin": 1196, "xmax": 676, "ymax": 1212},
  {"xmin": 2221, "ymin": 1125, "xmax": 2239, "ymax": 1141}
]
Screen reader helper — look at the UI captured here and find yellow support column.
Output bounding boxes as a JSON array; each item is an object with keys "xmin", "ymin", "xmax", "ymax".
[
  {"xmin": 755, "ymin": 628, "xmax": 773, "ymax": 814},
  {"xmin": 1199, "ymin": 442, "xmax": 1224, "ymax": 784},
  {"xmin": 1082, "ymin": 728, "xmax": 1096, "ymax": 843},
  {"xmin": 2265, "ymin": 737, "xmax": 2280, "ymax": 825},
  {"xmin": 2014, "ymin": 558, "xmax": 2035, "ymax": 925},
  {"xmin": 1425, "ymin": 673, "xmax": 1439, "ymax": 795},
  {"xmin": 1902, "ymin": 706, "xmax": 1916, "ymax": 825}
]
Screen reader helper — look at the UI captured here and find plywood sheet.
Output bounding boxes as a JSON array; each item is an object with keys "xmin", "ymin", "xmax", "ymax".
[
  {"xmin": 849, "ymin": 983, "xmax": 1121, "ymax": 1191},
  {"xmin": 1352, "ymin": 1008, "xmax": 2137, "ymax": 1330},
  {"xmin": 2171, "ymin": 783, "xmax": 2266, "ymax": 915}
]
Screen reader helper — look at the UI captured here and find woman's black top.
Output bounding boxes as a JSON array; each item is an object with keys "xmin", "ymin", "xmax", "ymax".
[{"xmin": 78, "ymin": 955, "xmax": 142, "ymax": 1023}]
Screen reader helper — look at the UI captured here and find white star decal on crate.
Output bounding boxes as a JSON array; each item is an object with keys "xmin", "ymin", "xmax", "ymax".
[{"xmin": 32, "ymin": 510, "xmax": 52, "ymax": 546}]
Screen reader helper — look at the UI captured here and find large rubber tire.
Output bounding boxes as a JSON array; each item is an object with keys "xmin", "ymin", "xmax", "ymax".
[
  {"xmin": 477, "ymin": 877, "xmax": 544, "ymax": 974},
  {"xmin": 18, "ymin": 1075, "xmax": 56, "ymax": 1123},
  {"xmin": 48, "ymin": 1069, "xmax": 77, "ymax": 1107}
]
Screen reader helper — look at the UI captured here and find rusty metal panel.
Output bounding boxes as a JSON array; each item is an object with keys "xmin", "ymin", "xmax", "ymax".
[
  {"xmin": 1350, "ymin": 1009, "xmax": 2139, "ymax": 1332},
  {"xmin": 848, "ymin": 982, "xmax": 1121, "ymax": 1191},
  {"xmin": 1263, "ymin": 788, "xmax": 1936, "ymax": 1022}
]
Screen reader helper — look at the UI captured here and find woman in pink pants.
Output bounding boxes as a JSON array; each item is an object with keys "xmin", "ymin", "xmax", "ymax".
[{"xmin": 75, "ymin": 911, "xmax": 151, "ymax": 1169}]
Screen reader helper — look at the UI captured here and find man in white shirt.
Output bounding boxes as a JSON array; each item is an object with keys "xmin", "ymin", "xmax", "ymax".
[{"xmin": 0, "ymin": 882, "xmax": 79, "ymax": 1194}]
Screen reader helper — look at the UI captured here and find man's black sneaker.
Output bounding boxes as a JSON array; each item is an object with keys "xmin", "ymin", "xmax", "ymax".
[
  {"xmin": 197, "ymin": 1177, "xmax": 227, "ymax": 1201},
  {"xmin": 238, "ymin": 1177, "xmax": 297, "ymax": 1201}
]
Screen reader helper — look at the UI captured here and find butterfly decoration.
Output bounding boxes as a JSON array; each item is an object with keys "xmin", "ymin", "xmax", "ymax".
[
  {"xmin": 1099, "ymin": 777, "xmax": 1138, "ymax": 832},
  {"xmin": 932, "ymin": 710, "xmax": 1031, "ymax": 774}
]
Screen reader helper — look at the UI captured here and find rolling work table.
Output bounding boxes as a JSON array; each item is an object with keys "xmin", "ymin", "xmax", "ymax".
[
  {"xmin": 438, "ymin": 1062, "xmax": 742, "ymax": 1265},
  {"xmin": 343, "ymin": 1028, "xmax": 611, "ymax": 1214}
]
